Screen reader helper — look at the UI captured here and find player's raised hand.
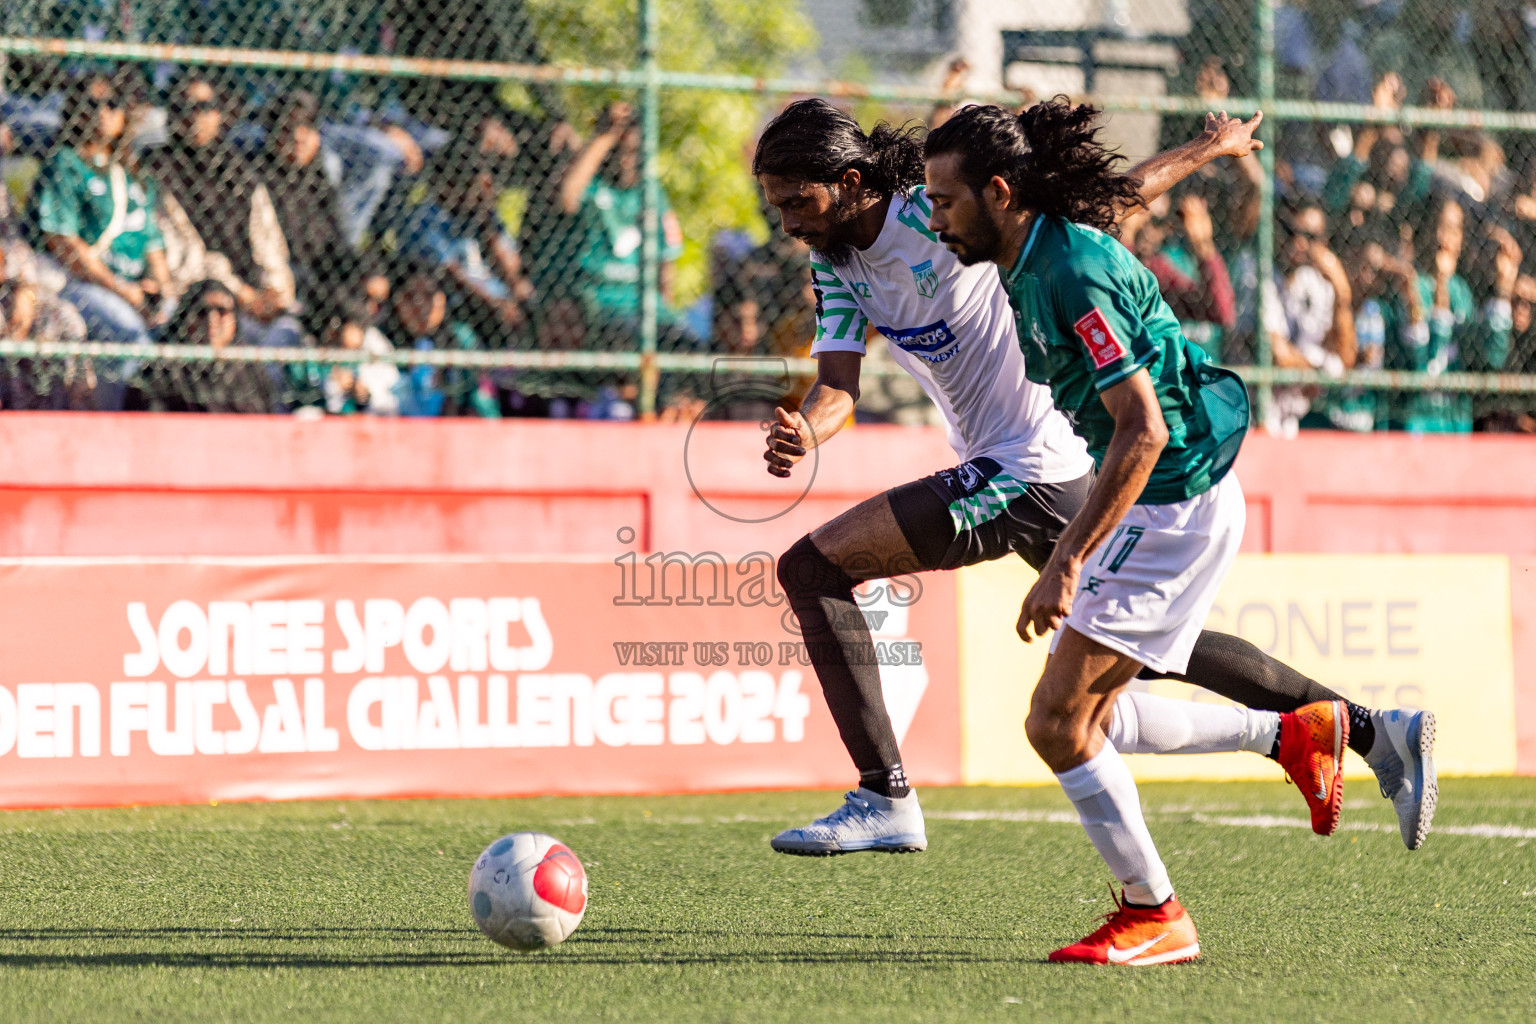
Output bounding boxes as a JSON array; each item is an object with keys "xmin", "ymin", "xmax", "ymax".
[
  {"xmin": 1424, "ymin": 77, "xmax": 1457, "ymax": 110},
  {"xmin": 1308, "ymin": 241, "xmax": 1349, "ymax": 290},
  {"xmin": 764, "ymin": 406, "xmax": 809, "ymax": 478},
  {"xmin": 941, "ymin": 57, "xmax": 970, "ymax": 93},
  {"xmin": 1491, "ymin": 224, "xmax": 1522, "ymax": 298},
  {"xmin": 1372, "ymin": 72, "xmax": 1406, "ymax": 111},
  {"xmin": 1017, "ymin": 556, "xmax": 1079, "ymax": 643},
  {"xmin": 1202, "ymin": 110, "xmax": 1263, "ymax": 160},
  {"xmin": 597, "ymin": 101, "xmax": 634, "ymax": 136},
  {"xmin": 1194, "ymin": 57, "xmax": 1230, "ymax": 102},
  {"xmin": 1434, "ymin": 245, "xmax": 1459, "ymax": 282}
]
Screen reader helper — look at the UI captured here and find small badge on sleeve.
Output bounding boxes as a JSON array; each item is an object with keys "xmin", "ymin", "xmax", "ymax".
[{"xmin": 1073, "ymin": 308, "xmax": 1128, "ymax": 369}]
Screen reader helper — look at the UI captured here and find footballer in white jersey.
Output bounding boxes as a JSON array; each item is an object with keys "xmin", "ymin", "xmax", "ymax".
[
  {"xmin": 805, "ymin": 184, "xmax": 1090, "ymax": 489},
  {"xmin": 748, "ymin": 99, "xmax": 1431, "ymax": 858}
]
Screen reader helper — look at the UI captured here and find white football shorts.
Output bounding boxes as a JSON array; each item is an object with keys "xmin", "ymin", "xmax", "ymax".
[{"xmin": 1048, "ymin": 472, "xmax": 1246, "ymax": 675}]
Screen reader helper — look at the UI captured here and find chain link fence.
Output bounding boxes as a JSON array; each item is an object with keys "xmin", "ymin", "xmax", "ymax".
[{"xmin": 2, "ymin": 1, "xmax": 1535, "ymax": 430}]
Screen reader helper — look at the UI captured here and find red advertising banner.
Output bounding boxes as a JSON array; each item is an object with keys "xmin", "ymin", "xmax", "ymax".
[{"xmin": 0, "ymin": 557, "xmax": 960, "ymax": 808}]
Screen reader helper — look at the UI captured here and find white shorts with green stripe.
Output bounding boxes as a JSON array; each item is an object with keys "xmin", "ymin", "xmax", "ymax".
[{"xmin": 1049, "ymin": 473, "xmax": 1246, "ymax": 675}]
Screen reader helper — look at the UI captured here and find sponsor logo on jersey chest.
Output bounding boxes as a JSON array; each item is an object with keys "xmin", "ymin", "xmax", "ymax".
[
  {"xmin": 910, "ymin": 260, "xmax": 938, "ymax": 299},
  {"xmin": 877, "ymin": 320, "xmax": 959, "ymax": 363}
]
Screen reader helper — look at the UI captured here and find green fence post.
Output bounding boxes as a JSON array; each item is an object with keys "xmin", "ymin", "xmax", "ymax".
[
  {"xmin": 1254, "ymin": 0, "xmax": 1276, "ymax": 427},
  {"xmin": 637, "ymin": 0, "xmax": 661, "ymax": 418}
]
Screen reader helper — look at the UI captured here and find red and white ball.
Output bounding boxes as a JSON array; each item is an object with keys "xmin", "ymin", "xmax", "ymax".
[{"xmin": 468, "ymin": 832, "xmax": 588, "ymax": 950}]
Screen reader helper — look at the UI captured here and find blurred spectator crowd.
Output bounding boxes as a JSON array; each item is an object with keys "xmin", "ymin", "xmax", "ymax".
[
  {"xmin": 1, "ymin": 0, "xmax": 1534, "ymax": 432},
  {"xmin": 0, "ymin": 54, "xmax": 820, "ymax": 421},
  {"xmin": 1157, "ymin": 0, "xmax": 1536, "ymax": 432}
]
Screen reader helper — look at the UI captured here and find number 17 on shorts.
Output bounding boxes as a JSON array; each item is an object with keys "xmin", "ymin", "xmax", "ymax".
[{"xmin": 1058, "ymin": 476, "xmax": 1247, "ymax": 675}]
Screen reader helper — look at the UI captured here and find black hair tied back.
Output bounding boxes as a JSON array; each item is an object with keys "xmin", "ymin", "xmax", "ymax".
[
  {"xmin": 925, "ymin": 97, "xmax": 1143, "ymax": 235},
  {"xmin": 753, "ymin": 98, "xmax": 924, "ymax": 198}
]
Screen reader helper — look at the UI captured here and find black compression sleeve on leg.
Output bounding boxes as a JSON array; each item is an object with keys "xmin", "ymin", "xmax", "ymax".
[
  {"xmin": 1144, "ymin": 630, "xmax": 1375, "ymax": 757},
  {"xmin": 1149, "ymin": 631, "xmax": 1342, "ymax": 708},
  {"xmin": 777, "ymin": 535, "xmax": 909, "ymax": 797}
]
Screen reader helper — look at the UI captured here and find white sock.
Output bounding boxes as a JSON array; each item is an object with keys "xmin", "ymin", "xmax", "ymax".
[
  {"xmin": 1055, "ymin": 741, "xmax": 1173, "ymax": 906},
  {"xmin": 1108, "ymin": 691, "xmax": 1279, "ymax": 757}
]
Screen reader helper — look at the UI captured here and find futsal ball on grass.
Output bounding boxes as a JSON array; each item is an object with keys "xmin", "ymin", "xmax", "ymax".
[{"xmin": 469, "ymin": 832, "xmax": 587, "ymax": 950}]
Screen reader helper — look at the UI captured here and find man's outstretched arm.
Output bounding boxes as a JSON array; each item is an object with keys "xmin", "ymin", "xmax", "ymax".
[{"xmin": 1118, "ymin": 111, "xmax": 1265, "ymax": 221}]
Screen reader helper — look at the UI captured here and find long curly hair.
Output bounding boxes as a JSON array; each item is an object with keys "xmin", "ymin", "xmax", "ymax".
[
  {"xmin": 752, "ymin": 98, "xmax": 925, "ymax": 198},
  {"xmin": 923, "ymin": 98, "xmax": 1142, "ymax": 236}
]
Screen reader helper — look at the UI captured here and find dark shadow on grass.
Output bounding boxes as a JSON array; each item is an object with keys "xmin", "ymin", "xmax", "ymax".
[
  {"xmin": 0, "ymin": 949, "xmax": 1020, "ymax": 969},
  {"xmin": 0, "ymin": 927, "xmax": 464, "ymax": 941},
  {"xmin": 574, "ymin": 926, "xmax": 1021, "ymax": 943},
  {"xmin": 0, "ymin": 951, "xmax": 509, "ymax": 968},
  {"xmin": 0, "ymin": 926, "xmax": 1017, "ymax": 944},
  {"xmin": 0, "ymin": 926, "xmax": 1023, "ymax": 969}
]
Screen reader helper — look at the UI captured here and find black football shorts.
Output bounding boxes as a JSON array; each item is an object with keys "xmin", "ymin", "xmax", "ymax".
[{"xmin": 887, "ymin": 456, "xmax": 1094, "ymax": 573}]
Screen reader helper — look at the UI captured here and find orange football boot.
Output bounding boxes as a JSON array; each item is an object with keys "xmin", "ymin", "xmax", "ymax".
[
  {"xmin": 1048, "ymin": 887, "xmax": 1200, "ymax": 966},
  {"xmin": 1278, "ymin": 699, "xmax": 1348, "ymax": 836}
]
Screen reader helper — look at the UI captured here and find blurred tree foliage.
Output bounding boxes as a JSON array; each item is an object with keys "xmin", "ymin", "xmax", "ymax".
[{"xmin": 516, "ymin": 0, "xmax": 817, "ymax": 305}]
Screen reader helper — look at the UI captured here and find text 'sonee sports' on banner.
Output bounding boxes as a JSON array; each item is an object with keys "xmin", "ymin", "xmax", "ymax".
[{"xmin": 0, "ymin": 558, "xmax": 962, "ymax": 808}]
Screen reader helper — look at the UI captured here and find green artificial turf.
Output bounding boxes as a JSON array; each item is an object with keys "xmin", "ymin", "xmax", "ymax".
[{"xmin": 0, "ymin": 779, "xmax": 1533, "ymax": 1022}]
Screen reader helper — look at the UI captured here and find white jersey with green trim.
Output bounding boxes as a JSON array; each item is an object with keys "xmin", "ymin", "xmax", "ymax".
[{"xmin": 809, "ymin": 188, "xmax": 1091, "ymax": 483}]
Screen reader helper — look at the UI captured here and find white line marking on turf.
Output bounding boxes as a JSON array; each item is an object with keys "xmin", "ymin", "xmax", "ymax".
[
  {"xmin": 1412, "ymin": 824, "xmax": 1536, "ymax": 839},
  {"xmin": 56, "ymin": 810, "xmax": 1528, "ymax": 840},
  {"xmin": 1190, "ymin": 813, "xmax": 1536, "ymax": 839},
  {"xmin": 927, "ymin": 809, "xmax": 1081, "ymax": 825},
  {"xmin": 925, "ymin": 810, "xmax": 1536, "ymax": 840}
]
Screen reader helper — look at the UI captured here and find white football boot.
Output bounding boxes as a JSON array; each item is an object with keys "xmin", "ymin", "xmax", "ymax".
[
  {"xmin": 1366, "ymin": 709, "xmax": 1438, "ymax": 850},
  {"xmin": 770, "ymin": 788, "xmax": 927, "ymax": 855}
]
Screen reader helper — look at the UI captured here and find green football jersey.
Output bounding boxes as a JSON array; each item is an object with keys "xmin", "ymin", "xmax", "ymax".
[
  {"xmin": 1379, "ymin": 272, "xmax": 1474, "ymax": 434},
  {"xmin": 1001, "ymin": 215, "xmax": 1249, "ymax": 505},
  {"xmin": 1156, "ymin": 240, "xmax": 1224, "ymax": 362},
  {"xmin": 29, "ymin": 148, "xmax": 163, "ymax": 281},
  {"xmin": 575, "ymin": 179, "xmax": 683, "ymax": 317}
]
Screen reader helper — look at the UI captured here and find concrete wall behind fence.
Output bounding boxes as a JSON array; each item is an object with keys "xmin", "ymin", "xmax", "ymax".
[{"xmin": 0, "ymin": 413, "xmax": 1530, "ymax": 772}]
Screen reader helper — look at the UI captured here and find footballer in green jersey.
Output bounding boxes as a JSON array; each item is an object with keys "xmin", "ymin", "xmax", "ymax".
[{"xmin": 922, "ymin": 100, "xmax": 1434, "ymax": 965}]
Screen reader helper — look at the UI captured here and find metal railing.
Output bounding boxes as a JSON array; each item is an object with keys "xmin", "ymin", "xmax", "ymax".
[{"xmin": 2, "ymin": 0, "xmax": 1534, "ymax": 427}]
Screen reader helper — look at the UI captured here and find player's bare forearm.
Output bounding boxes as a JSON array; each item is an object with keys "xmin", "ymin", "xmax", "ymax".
[
  {"xmin": 7, "ymin": 285, "xmax": 37, "ymax": 340},
  {"xmin": 764, "ymin": 351, "xmax": 860, "ymax": 477},
  {"xmin": 560, "ymin": 103, "xmax": 631, "ymax": 213},
  {"xmin": 1019, "ymin": 370, "xmax": 1165, "ymax": 641},
  {"xmin": 1326, "ymin": 293, "xmax": 1357, "ymax": 368},
  {"xmin": 797, "ymin": 381, "xmax": 855, "ymax": 447},
  {"xmin": 47, "ymin": 234, "xmax": 119, "ymax": 293},
  {"xmin": 1124, "ymin": 141, "xmax": 1212, "ymax": 217},
  {"xmin": 799, "ymin": 351, "xmax": 862, "ymax": 446},
  {"xmin": 145, "ymin": 249, "xmax": 172, "ymax": 295},
  {"xmin": 1053, "ymin": 372, "xmax": 1166, "ymax": 569},
  {"xmin": 1119, "ymin": 112, "xmax": 1264, "ymax": 221}
]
